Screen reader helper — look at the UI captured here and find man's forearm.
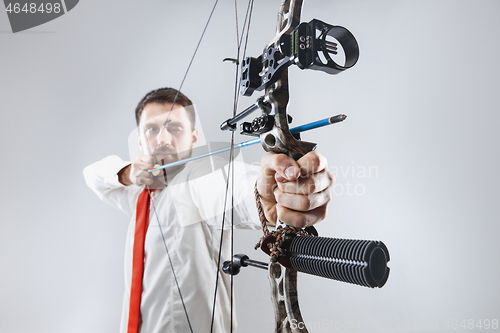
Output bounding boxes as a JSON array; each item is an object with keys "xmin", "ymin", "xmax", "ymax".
[{"xmin": 118, "ymin": 164, "xmax": 132, "ymax": 186}]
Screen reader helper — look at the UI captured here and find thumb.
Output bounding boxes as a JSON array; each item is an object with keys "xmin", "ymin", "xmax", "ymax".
[{"xmin": 261, "ymin": 152, "xmax": 300, "ymax": 183}]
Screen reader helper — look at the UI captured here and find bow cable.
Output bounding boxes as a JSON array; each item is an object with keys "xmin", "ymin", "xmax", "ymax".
[{"xmin": 209, "ymin": 1, "xmax": 255, "ymax": 332}]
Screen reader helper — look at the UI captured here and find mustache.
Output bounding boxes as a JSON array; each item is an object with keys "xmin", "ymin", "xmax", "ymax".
[{"xmin": 154, "ymin": 146, "xmax": 176, "ymax": 155}]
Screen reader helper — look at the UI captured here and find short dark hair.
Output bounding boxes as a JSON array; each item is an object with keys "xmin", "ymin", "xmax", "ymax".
[{"xmin": 135, "ymin": 88, "xmax": 195, "ymax": 129}]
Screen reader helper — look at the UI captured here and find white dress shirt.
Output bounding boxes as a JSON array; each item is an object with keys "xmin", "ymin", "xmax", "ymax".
[{"xmin": 84, "ymin": 155, "xmax": 260, "ymax": 333}]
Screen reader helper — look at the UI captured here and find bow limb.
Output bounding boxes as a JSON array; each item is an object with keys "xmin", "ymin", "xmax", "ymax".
[
  {"xmin": 269, "ymin": 0, "xmax": 303, "ymax": 46},
  {"xmin": 269, "ymin": 263, "xmax": 308, "ymax": 333}
]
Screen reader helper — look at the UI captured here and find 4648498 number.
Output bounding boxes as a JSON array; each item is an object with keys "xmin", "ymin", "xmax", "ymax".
[
  {"xmin": 444, "ymin": 319, "xmax": 499, "ymax": 330},
  {"xmin": 5, "ymin": 2, "xmax": 61, "ymax": 14}
]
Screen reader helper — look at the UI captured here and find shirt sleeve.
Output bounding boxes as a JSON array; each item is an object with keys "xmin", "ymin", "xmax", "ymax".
[
  {"xmin": 226, "ymin": 160, "xmax": 261, "ymax": 230},
  {"xmin": 170, "ymin": 155, "xmax": 261, "ymax": 230},
  {"xmin": 83, "ymin": 155, "xmax": 141, "ymax": 216}
]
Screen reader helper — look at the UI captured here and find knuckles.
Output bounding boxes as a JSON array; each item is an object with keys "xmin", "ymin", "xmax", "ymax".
[
  {"xmin": 299, "ymin": 151, "xmax": 323, "ymax": 176},
  {"xmin": 273, "ymin": 153, "xmax": 296, "ymax": 175},
  {"xmin": 306, "ymin": 153, "xmax": 322, "ymax": 169},
  {"xmin": 273, "ymin": 153, "xmax": 293, "ymax": 166}
]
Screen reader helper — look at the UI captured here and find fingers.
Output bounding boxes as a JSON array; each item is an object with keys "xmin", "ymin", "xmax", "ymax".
[
  {"xmin": 260, "ymin": 152, "xmax": 300, "ymax": 183},
  {"xmin": 257, "ymin": 151, "xmax": 334, "ymax": 228},
  {"xmin": 136, "ymin": 170, "xmax": 154, "ymax": 186},
  {"xmin": 275, "ymin": 204, "xmax": 328, "ymax": 229},
  {"xmin": 130, "ymin": 154, "xmax": 156, "ymax": 186},
  {"xmin": 261, "ymin": 150, "xmax": 328, "ymax": 181},
  {"xmin": 274, "ymin": 184, "xmax": 332, "ymax": 212},
  {"xmin": 277, "ymin": 169, "xmax": 332, "ymax": 194},
  {"xmin": 272, "ymin": 174, "xmax": 332, "ymax": 228},
  {"xmin": 296, "ymin": 150, "xmax": 328, "ymax": 177}
]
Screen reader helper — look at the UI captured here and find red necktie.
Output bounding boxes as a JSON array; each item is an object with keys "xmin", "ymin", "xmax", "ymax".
[{"xmin": 127, "ymin": 187, "xmax": 151, "ymax": 333}]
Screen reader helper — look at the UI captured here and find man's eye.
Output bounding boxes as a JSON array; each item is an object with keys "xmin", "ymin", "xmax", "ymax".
[
  {"xmin": 146, "ymin": 127, "xmax": 159, "ymax": 135},
  {"xmin": 169, "ymin": 127, "xmax": 182, "ymax": 133}
]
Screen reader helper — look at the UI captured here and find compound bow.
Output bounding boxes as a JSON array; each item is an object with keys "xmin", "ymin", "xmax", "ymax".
[
  {"xmin": 218, "ymin": 1, "xmax": 390, "ymax": 332},
  {"xmin": 146, "ymin": 1, "xmax": 390, "ymax": 332}
]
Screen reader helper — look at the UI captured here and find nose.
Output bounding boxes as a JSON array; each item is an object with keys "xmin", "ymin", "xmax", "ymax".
[{"xmin": 156, "ymin": 126, "xmax": 172, "ymax": 147}]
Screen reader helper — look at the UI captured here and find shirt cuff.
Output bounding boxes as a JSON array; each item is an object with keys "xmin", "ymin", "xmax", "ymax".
[{"xmin": 101, "ymin": 155, "xmax": 131, "ymax": 187}]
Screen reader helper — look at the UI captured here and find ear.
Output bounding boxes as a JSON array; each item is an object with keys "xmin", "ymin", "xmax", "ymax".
[{"xmin": 191, "ymin": 128, "xmax": 199, "ymax": 148}]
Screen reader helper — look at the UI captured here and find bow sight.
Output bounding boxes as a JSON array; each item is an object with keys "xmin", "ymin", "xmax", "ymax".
[{"xmin": 241, "ymin": 19, "xmax": 359, "ymax": 96}]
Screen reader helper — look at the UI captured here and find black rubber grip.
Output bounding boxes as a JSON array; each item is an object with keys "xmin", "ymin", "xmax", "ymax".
[{"xmin": 289, "ymin": 236, "xmax": 390, "ymax": 288}]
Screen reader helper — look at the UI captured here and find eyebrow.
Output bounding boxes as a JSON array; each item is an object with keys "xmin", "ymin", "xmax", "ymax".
[
  {"xmin": 142, "ymin": 119, "xmax": 184, "ymax": 129},
  {"xmin": 165, "ymin": 120, "xmax": 185, "ymax": 128}
]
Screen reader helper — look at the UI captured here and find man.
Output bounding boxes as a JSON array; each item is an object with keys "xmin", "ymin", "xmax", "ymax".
[{"xmin": 84, "ymin": 88, "xmax": 333, "ymax": 333}]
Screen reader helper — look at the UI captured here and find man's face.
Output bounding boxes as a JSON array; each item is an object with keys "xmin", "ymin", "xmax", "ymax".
[{"xmin": 138, "ymin": 102, "xmax": 198, "ymax": 166}]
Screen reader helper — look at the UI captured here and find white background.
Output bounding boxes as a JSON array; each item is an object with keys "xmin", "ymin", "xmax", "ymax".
[{"xmin": 1, "ymin": 1, "xmax": 499, "ymax": 332}]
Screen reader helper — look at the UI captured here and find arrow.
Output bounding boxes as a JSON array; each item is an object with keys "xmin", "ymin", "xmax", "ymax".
[{"xmin": 148, "ymin": 114, "xmax": 346, "ymax": 174}]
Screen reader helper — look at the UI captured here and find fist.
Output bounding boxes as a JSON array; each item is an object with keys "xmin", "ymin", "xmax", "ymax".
[
  {"xmin": 118, "ymin": 154, "xmax": 163, "ymax": 186},
  {"xmin": 256, "ymin": 151, "xmax": 334, "ymax": 228}
]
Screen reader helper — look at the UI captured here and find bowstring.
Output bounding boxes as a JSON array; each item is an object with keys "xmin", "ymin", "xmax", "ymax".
[
  {"xmin": 210, "ymin": 0, "xmax": 254, "ymax": 332},
  {"xmin": 234, "ymin": 0, "xmax": 254, "ymax": 109},
  {"xmin": 142, "ymin": 1, "xmax": 221, "ymax": 332}
]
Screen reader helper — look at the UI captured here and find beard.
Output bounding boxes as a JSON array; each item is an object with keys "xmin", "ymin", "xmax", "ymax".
[{"xmin": 155, "ymin": 146, "xmax": 193, "ymax": 170}]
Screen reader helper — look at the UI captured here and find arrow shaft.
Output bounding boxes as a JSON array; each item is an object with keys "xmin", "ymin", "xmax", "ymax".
[{"xmin": 148, "ymin": 114, "xmax": 345, "ymax": 173}]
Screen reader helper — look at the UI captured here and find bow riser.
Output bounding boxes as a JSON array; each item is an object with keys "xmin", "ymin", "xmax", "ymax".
[
  {"xmin": 262, "ymin": 69, "xmax": 317, "ymax": 160},
  {"xmin": 264, "ymin": 2, "xmax": 310, "ymax": 332}
]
